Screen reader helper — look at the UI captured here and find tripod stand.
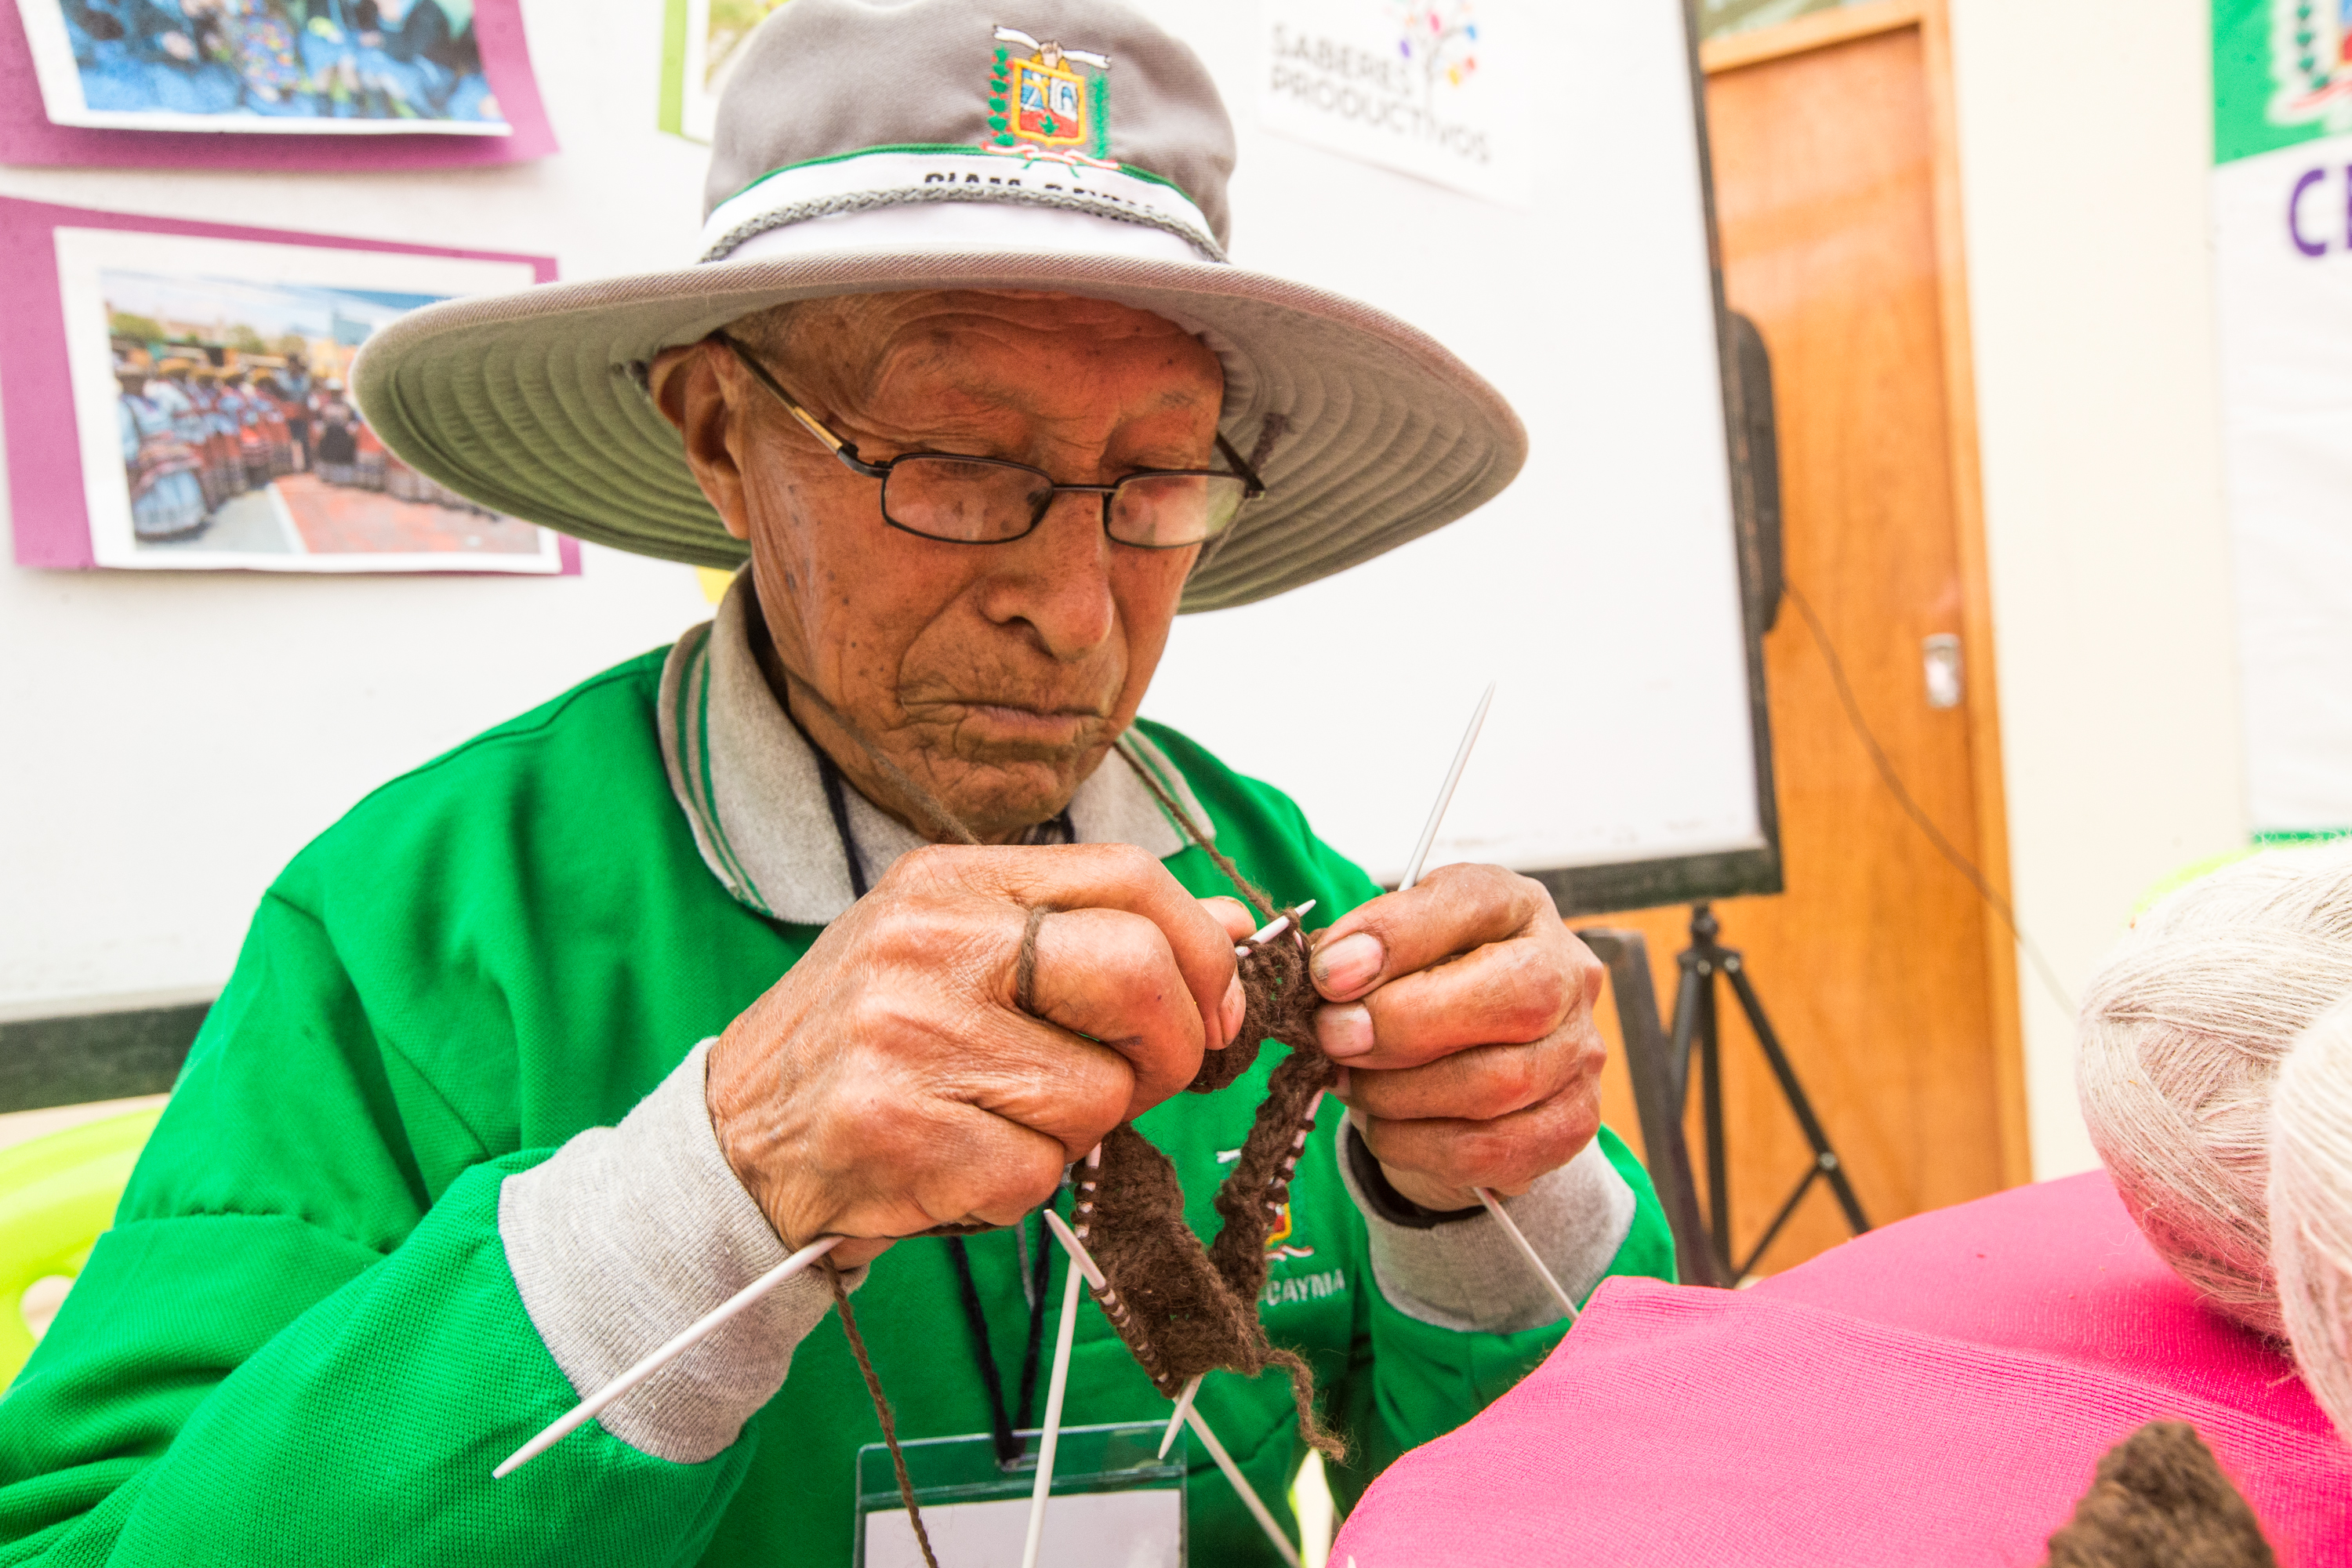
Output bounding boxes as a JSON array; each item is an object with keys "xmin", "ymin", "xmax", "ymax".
[
  {"xmin": 1671, "ymin": 902, "xmax": 1868, "ymax": 1282},
  {"xmin": 1578, "ymin": 905, "xmax": 1868, "ymax": 1287}
]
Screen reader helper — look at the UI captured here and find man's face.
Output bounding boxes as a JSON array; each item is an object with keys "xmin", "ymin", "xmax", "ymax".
[{"xmin": 659, "ymin": 290, "xmax": 1225, "ymax": 844}]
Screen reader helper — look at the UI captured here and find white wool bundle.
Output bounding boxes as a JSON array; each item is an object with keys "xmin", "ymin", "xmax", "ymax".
[
  {"xmin": 2077, "ymin": 841, "xmax": 2352, "ymax": 1338},
  {"xmin": 2271, "ymin": 997, "xmax": 2352, "ymax": 1441}
]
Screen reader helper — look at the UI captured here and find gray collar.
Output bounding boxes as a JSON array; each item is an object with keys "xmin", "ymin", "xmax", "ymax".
[{"xmin": 656, "ymin": 574, "xmax": 1216, "ymax": 924}]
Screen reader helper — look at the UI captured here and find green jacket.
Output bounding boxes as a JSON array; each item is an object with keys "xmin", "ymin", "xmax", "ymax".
[{"xmin": 0, "ymin": 646, "xmax": 1671, "ymax": 1566}]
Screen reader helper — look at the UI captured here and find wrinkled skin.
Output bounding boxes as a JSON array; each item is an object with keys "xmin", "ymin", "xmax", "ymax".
[{"xmin": 651, "ymin": 290, "xmax": 1604, "ymax": 1258}]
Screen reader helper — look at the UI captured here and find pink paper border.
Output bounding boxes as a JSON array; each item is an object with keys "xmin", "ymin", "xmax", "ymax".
[
  {"xmin": 0, "ymin": 194, "xmax": 573, "ymax": 574},
  {"xmin": 0, "ymin": 0, "xmax": 556, "ymax": 170}
]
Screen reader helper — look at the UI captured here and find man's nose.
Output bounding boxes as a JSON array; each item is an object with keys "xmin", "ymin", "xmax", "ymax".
[{"xmin": 974, "ymin": 489, "xmax": 1120, "ymax": 660}]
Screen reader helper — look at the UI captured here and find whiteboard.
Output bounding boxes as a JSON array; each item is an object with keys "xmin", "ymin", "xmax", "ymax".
[{"xmin": 1139, "ymin": 0, "xmax": 1775, "ymax": 909}]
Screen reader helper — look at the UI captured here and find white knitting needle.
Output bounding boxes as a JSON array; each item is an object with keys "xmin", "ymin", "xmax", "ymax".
[
  {"xmin": 1024, "ymin": 1201, "xmax": 1097, "ymax": 1568},
  {"xmin": 493, "ymin": 1233, "xmax": 844, "ymax": 1478},
  {"xmin": 1396, "ymin": 681, "xmax": 1495, "ymax": 896},
  {"xmin": 1041, "ymin": 1206, "xmax": 1299, "ymax": 1568},
  {"xmin": 1236, "ymin": 900, "xmax": 1315, "ymax": 958},
  {"xmin": 1392, "ymin": 683, "xmax": 1580, "ymax": 1327},
  {"xmin": 1156, "ymin": 1374, "xmax": 1201, "ymax": 1459}
]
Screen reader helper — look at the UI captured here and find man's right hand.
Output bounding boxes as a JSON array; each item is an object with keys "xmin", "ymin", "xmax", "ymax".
[{"xmin": 706, "ymin": 844, "xmax": 1248, "ymax": 1267}]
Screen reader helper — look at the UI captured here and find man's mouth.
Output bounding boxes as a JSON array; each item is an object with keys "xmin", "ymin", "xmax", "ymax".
[{"xmin": 958, "ymin": 703, "xmax": 1104, "ymax": 748}]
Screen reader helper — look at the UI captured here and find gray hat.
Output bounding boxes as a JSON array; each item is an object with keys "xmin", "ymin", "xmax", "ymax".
[{"xmin": 353, "ymin": 0, "xmax": 1525, "ymax": 611}]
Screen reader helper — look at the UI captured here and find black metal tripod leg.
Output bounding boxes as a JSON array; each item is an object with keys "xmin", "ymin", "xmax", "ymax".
[
  {"xmin": 1575, "ymin": 929, "xmax": 1720, "ymax": 1289},
  {"xmin": 1722, "ymin": 963, "xmax": 1871, "ymax": 1234}
]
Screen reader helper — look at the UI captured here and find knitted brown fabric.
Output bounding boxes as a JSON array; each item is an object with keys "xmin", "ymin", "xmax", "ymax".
[
  {"xmin": 770, "ymin": 679, "xmax": 1348, "ymax": 1456},
  {"xmin": 2043, "ymin": 1423, "xmax": 2276, "ymax": 1568}
]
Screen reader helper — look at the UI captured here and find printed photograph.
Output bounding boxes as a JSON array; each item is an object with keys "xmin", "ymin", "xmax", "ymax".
[
  {"xmin": 671, "ymin": 0, "xmax": 786, "ymax": 142},
  {"xmin": 56, "ymin": 227, "xmax": 555, "ymax": 572},
  {"xmin": 17, "ymin": 0, "xmax": 510, "ymax": 133}
]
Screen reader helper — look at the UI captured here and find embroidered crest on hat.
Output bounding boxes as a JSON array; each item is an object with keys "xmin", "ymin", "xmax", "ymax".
[{"xmin": 988, "ymin": 25, "xmax": 1110, "ymax": 158}]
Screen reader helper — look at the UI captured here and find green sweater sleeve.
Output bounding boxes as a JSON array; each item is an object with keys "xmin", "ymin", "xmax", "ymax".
[{"xmin": 0, "ymin": 891, "xmax": 756, "ymax": 1566}]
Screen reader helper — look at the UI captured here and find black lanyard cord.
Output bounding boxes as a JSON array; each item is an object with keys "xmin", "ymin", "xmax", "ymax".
[{"xmin": 945, "ymin": 1217, "xmax": 1053, "ymax": 1468}]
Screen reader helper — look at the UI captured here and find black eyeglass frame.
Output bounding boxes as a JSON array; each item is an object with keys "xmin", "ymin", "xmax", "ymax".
[{"xmin": 713, "ymin": 331, "xmax": 1265, "ymax": 550}]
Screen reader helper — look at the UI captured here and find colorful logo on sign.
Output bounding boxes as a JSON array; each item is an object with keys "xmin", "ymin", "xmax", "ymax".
[
  {"xmin": 1392, "ymin": 2, "xmax": 1479, "ymax": 97},
  {"xmin": 2270, "ymin": 0, "xmax": 2352, "ymax": 132},
  {"xmin": 985, "ymin": 27, "xmax": 1112, "ymax": 158}
]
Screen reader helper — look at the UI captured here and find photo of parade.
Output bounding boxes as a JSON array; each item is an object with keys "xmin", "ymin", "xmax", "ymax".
[
  {"xmin": 103, "ymin": 267, "xmax": 545, "ymax": 557},
  {"xmin": 34, "ymin": 0, "xmax": 506, "ymax": 130}
]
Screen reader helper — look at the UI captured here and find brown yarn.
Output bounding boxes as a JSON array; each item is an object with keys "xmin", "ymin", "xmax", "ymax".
[
  {"xmin": 774, "ymin": 661, "xmax": 1347, "ymax": 1458},
  {"xmin": 2043, "ymin": 1422, "xmax": 2276, "ymax": 1568},
  {"xmin": 826, "ymin": 1259, "xmax": 939, "ymax": 1568}
]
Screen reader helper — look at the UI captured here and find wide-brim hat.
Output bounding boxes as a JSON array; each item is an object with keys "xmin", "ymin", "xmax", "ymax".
[{"xmin": 353, "ymin": 0, "xmax": 1525, "ymax": 612}]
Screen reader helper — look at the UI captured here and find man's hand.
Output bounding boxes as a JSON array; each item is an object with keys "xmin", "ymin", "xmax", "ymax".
[
  {"xmin": 1304, "ymin": 864, "xmax": 1606, "ymax": 1211},
  {"xmin": 706, "ymin": 844, "xmax": 1246, "ymax": 1267}
]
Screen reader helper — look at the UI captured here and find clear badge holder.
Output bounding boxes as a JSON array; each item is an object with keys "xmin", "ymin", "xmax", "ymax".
[{"xmin": 855, "ymin": 1420, "xmax": 1186, "ymax": 1568}]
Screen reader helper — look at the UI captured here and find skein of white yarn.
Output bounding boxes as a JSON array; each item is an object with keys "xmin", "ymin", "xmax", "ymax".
[
  {"xmin": 2270, "ymin": 997, "xmax": 2352, "ymax": 1441},
  {"xmin": 2077, "ymin": 841, "xmax": 2352, "ymax": 1338}
]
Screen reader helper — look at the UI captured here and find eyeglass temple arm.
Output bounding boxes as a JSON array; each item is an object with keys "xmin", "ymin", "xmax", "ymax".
[
  {"xmin": 1214, "ymin": 431, "xmax": 1267, "ymax": 498},
  {"xmin": 712, "ymin": 332, "xmax": 888, "ymax": 480}
]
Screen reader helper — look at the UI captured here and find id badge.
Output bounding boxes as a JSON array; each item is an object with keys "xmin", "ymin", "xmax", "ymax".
[{"xmin": 855, "ymin": 1421, "xmax": 1186, "ymax": 1568}]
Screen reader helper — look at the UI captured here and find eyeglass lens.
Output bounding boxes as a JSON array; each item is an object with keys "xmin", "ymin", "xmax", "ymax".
[{"xmin": 882, "ymin": 456, "xmax": 1247, "ymax": 548}]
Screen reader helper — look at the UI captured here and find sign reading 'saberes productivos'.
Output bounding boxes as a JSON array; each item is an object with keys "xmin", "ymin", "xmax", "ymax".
[
  {"xmin": 2212, "ymin": 2, "xmax": 2352, "ymax": 835},
  {"xmin": 1258, "ymin": 0, "xmax": 1526, "ymax": 206}
]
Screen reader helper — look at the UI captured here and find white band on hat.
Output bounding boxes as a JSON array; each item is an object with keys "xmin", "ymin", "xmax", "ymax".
[{"xmin": 696, "ymin": 147, "xmax": 1224, "ymax": 267}]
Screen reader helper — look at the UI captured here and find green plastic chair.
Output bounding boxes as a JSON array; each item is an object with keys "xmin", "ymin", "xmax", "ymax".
[{"xmin": 0, "ymin": 1109, "xmax": 162, "ymax": 1387}]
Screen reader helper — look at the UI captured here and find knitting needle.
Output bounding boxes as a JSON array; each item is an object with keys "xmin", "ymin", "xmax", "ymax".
[
  {"xmin": 1023, "ymin": 1202, "xmax": 1096, "ymax": 1568},
  {"xmin": 1236, "ymin": 900, "xmax": 1315, "ymax": 959},
  {"xmin": 1396, "ymin": 681, "xmax": 1494, "ymax": 895},
  {"xmin": 493, "ymin": 1233, "xmax": 844, "ymax": 1478},
  {"xmin": 1156, "ymin": 1374, "xmax": 1201, "ymax": 1459},
  {"xmin": 1389, "ymin": 683, "xmax": 1581, "ymax": 1327},
  {"xmin": 1040, "ymin": 1207, "xmax": 1301, "ymax": 1568}
]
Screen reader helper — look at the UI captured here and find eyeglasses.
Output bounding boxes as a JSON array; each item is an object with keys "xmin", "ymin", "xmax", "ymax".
[{"xmin": 714, "ymin": 332, "xmax": 1264, "ymax": 550}]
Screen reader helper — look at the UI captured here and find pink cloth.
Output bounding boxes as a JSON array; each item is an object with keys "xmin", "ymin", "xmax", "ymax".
[{"xmin": 1331, "ymin": 1173, "xmax": 2352, "ymax": 1566}]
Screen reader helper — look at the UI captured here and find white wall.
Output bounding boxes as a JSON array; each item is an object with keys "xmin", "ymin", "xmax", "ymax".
[
  {"xmin": 0, "ymin": 0, "xmax": 717, "ymax": 1018},
  {"xmin": 1944, "ymin": 0, "xmax": 2250, "ymax": 1176}
]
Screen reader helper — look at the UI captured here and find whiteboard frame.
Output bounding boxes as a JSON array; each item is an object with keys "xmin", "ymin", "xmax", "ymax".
[{"xmin": 1525, "ymin": 0, "xmax": 1782, "ymax": 920}]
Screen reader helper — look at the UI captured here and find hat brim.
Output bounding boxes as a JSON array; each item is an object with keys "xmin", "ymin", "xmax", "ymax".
[{"xmin": 353, "ymin": 250, "xmax": 1526, "ymax": 612}]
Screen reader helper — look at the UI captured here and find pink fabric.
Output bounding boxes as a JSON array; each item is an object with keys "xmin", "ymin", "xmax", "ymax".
[
  {"xmin": 0, "ymin": 195, "xmax": 572, "ymax": 574},
  {"xmin": 1332, "ymin": 1173, "xmax": 2352, "ymax": 1567},
  {"xmin": 0, "ymin": 0, "xmax": 554, "ymax": 169}
]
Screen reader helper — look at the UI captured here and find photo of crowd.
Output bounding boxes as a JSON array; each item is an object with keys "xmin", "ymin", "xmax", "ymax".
[
  {"xmin": 103, "ymin": 267, "xmax": 545, "ymax": 558},
  {"xmin": 39, "ymin": 0, "xmax": 506, "ymax": 129}
]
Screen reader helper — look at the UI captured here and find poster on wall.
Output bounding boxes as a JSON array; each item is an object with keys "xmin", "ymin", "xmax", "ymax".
[
  {"xmin": 0, "ymin": 197, "xmax": 575, "ymax": 575},
  {"xmin": 660, "ymin": 0, "xmax": 786, "ymax": 142},
  {"xmin": 1255, "ymin": 0, "xmax": 1527, "ymax": 207},
  {"xmin": 0, "ymin": 0, "xmax": 556, "ymax": 168},
  {"xmin": 2210, "ymin": 2, "xmax": 2352, "ymax": 835}
]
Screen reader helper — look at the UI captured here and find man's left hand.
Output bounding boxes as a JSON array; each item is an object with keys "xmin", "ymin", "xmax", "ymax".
[{"xmin": 1296, "ymin": 865, "xmax": 1606, "ymax": 1211}]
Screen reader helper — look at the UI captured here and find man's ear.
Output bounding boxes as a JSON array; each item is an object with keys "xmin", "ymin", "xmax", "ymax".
[{"xmin": 649, "ymin": 339, "xmax": 753, "ymax": 543}]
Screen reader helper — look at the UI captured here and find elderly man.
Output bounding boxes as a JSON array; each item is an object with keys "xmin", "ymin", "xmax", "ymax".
[{"xmin": 0, "ymin": 2, "xmax": 1671, "ymax": 1563}]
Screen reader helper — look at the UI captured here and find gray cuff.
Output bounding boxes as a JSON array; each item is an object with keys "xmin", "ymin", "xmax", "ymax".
[
  {"xmin": 1336, "ymin": 1116, "xmax": 1635, "ymax": 1334},
  {"xmin": 499, "ymin": 1039, "xmax": 863, "ymax": 1464}
]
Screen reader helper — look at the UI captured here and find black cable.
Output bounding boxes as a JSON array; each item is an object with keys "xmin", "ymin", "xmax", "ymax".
[{"xmin": 1781, "ymin": 579, "xmax": 2077, "ymax": 1018}]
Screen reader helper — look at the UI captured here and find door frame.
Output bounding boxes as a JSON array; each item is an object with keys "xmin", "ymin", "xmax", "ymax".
[{"xmin": 1700, "ymin": 0, "xmax": 2031, "ymax": 1188}]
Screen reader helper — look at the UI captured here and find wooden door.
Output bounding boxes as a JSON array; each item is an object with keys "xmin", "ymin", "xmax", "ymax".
[{"xmin": 1590, "ymin": 8, "xmax": 2028, "ymax": 1278}]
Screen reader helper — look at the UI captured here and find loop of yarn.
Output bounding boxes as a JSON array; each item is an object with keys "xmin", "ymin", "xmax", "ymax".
[
  {"xmin": 2269, "ymin": 996, "xmax": 2352, "ymax": 1444},
  {"xmin": 2077, "ymin": 842, "xmax": 2352, "ymax": 1338}
]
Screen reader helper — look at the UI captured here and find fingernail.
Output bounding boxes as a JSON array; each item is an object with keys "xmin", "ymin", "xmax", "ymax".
[
  {"xmin": 1317, "ymin": 1003, "xmax": 1374, "ymax": 1058},
  {"xmin": 1312, "ymin": 932, "xmax": 1385, "ymax": 997},
  {"xmin": 1220, "ymin": 974, "xmax": 1246, "ymax": 1045}
]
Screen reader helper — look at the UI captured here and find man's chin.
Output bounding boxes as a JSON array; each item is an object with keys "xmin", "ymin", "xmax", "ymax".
[{"xmin": 924, "ymin": 753, "xmax": 1091, "ymax": 840}]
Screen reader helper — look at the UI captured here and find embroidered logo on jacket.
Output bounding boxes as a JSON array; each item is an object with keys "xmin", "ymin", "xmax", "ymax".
[{"xmin": 986, "ymin": 25, "xmax": 1111, "ymax": 157}]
